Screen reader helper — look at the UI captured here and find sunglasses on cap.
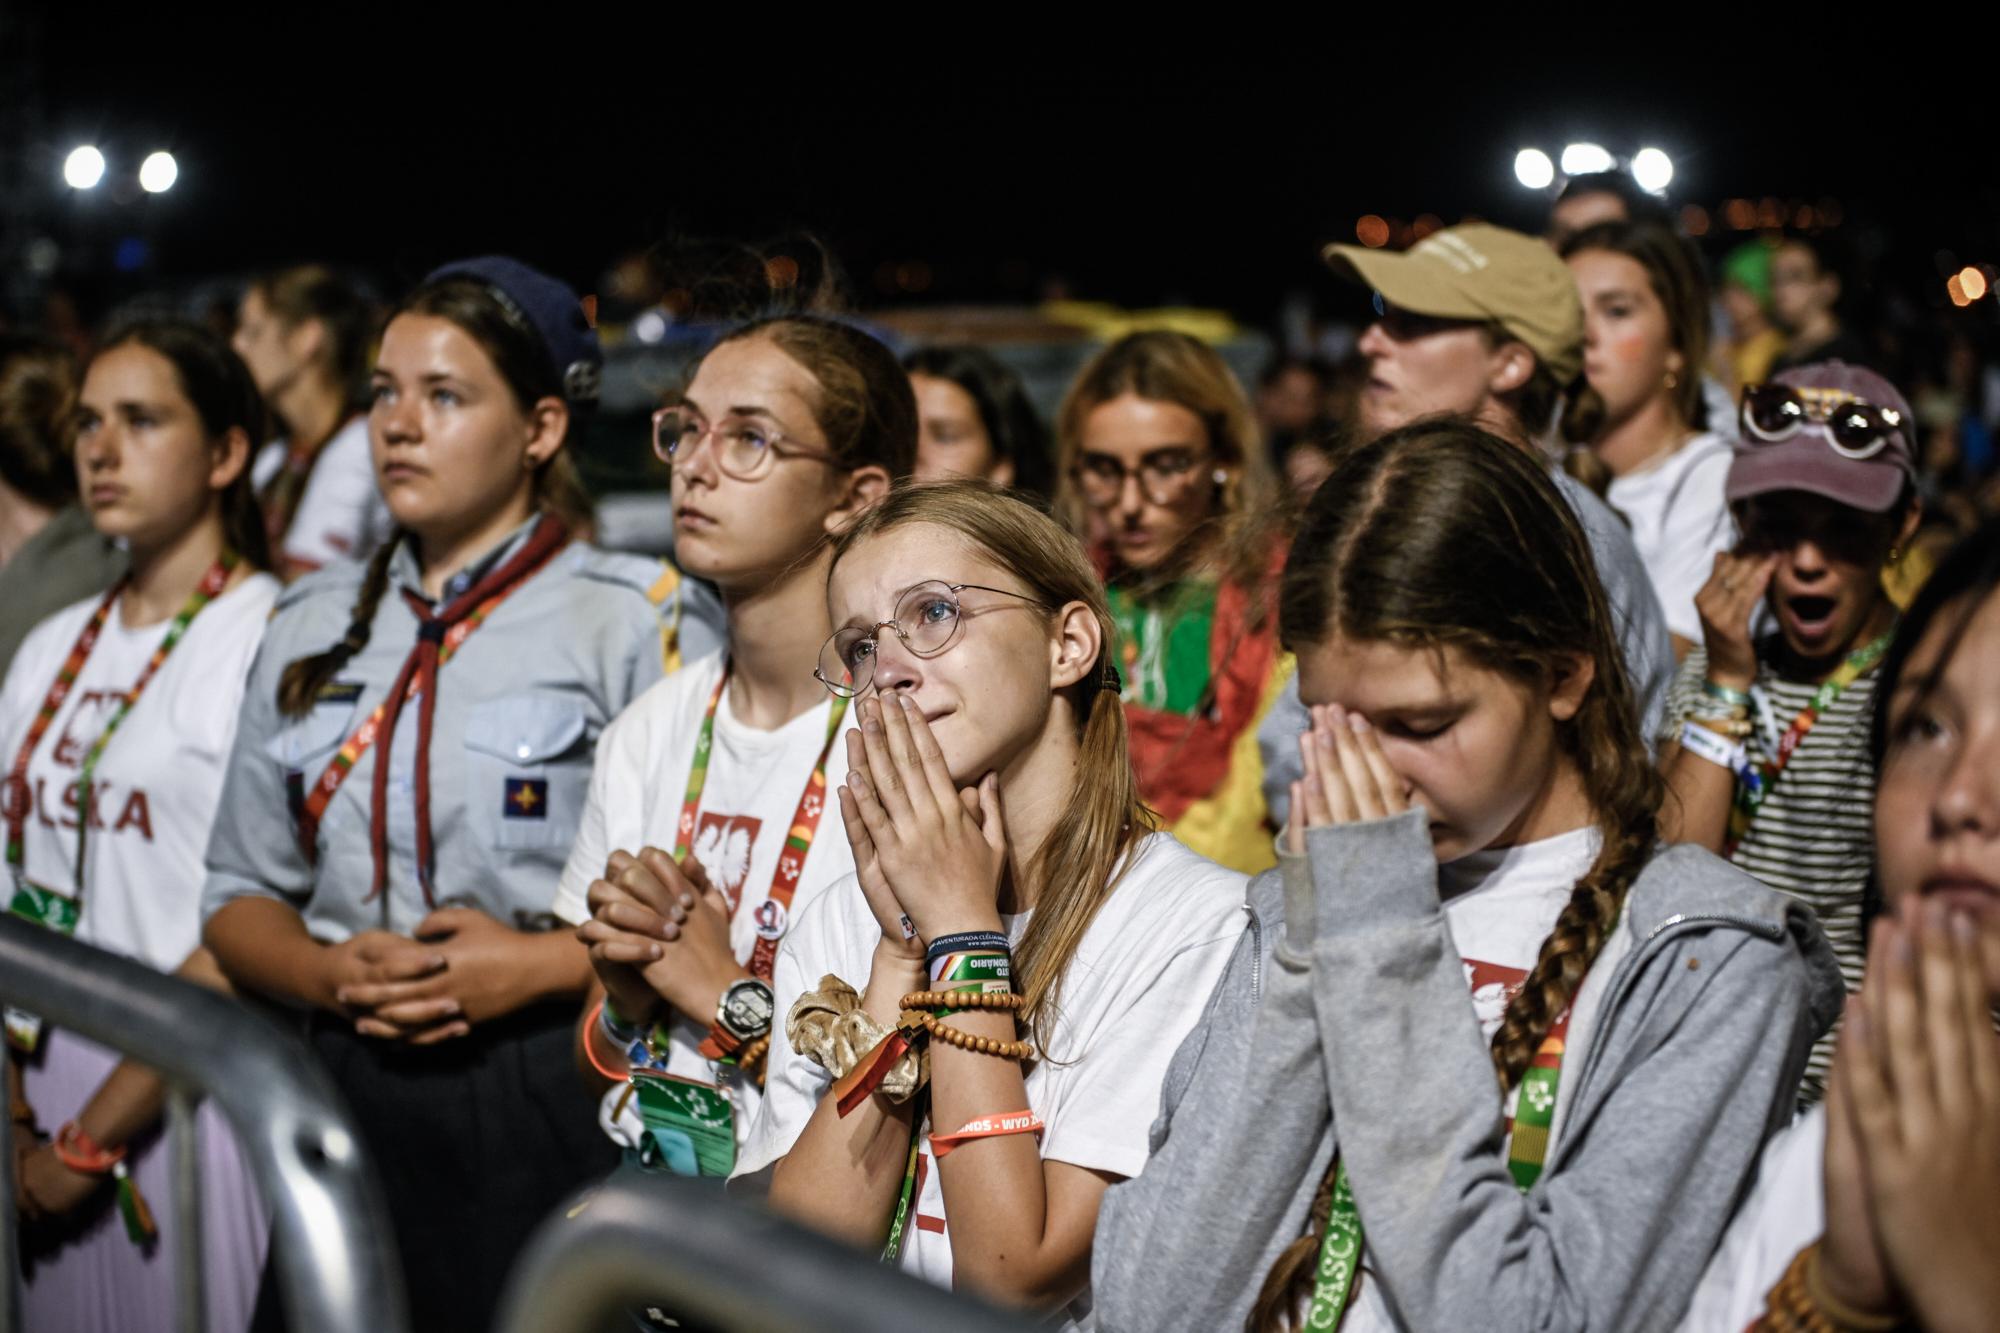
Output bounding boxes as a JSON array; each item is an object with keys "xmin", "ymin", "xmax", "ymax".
[{"xmin": 1739, "ymin": 383, "xmax": 1905, "ymax": 461}]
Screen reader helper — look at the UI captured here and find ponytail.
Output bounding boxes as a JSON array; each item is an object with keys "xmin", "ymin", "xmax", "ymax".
[{"xmin": 276, "ymin": 534, "xmax": 400, "ymax": 718}]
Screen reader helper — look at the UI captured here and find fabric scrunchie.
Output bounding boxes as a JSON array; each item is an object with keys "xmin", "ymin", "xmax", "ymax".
[{"xmin": 786, "ymin": 974, "xmax": 926, "ymax": 1103}]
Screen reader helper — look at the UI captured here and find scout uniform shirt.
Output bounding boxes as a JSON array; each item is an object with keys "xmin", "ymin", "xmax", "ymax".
[{"xmin": 201, "ymin": 518, "xmax": 724, "ymax": 938}]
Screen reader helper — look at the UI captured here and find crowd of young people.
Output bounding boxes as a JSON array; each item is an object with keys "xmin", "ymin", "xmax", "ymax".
[{"xmin": 5, "ymin": 207, "xmax": 1994, "ymax": 1333}]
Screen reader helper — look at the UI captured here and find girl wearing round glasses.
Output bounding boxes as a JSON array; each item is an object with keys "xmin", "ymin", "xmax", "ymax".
[
  {"xmin": 1660, "ymin": 360, "xmax": 1922, "ymax": 1106},
  {"xmin": 1055, "ymin": 331, "xmax": 1288, "ymax": 875},
  {"xmin": 734, "ymin": 480, "xmax": 1244, "ymax": 1321},
  {"xmin": 563, "ymin": 316, "xmax": 910, "ymax": 1181}
]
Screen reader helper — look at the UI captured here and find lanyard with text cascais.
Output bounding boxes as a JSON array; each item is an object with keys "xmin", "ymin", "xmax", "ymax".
[
  {"xmin": 3, "ymin": 553, "xmax": 237, "ymax": 925},
  {"xmin": 671, "ymin": 665, "xmax": 847, "ymax": 983},
  {"xmin": 1303, "ymin": 950, "xmax": 1596, "ymax": 1329},
  {"xmin": 1725, "ymin": 622, "xmax": 1895, "ymax": 855}
]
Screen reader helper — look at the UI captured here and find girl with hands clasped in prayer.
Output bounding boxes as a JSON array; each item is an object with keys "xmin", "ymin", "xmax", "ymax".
[
  {"xmin": 1686, "ymin": 516, "xmax": 2000, "ymax": 1333},
  {"xmin": 1087, "ymin": 421, "xmax": 1843, "ymax": 1333},
  {"xmin": 199, "ymin": 259, "xmax": 715, "ymax": 1333},
  {"xmin": 735, "ymin": 481, "xmax": 1245, "ymax": 1324},
  {"xmin": 560, "ymin": 315, "xmax": 909, "ymax": 1180}
]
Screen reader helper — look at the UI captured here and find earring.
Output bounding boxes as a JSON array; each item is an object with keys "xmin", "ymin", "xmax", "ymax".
[
  {"xmin": 1212, "ymin": 468, "xmax": 1228, "ymax": 487},
  {"xmin": 1888, "ymin": 545, "xmax": 1902, "ymax": 565},
  {"xmin": 1663, "ymin": 370, "xmax": 1679, "ymax": 390}
]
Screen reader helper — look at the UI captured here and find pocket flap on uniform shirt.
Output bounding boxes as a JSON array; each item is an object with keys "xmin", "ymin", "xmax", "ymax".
[
  {"xmin": 463, "ymin": 694, "xmax": 589, "ymax": 766},
  {"xmin": 261, "ymin": 698, "xmax": 360, "ymax": 770}
]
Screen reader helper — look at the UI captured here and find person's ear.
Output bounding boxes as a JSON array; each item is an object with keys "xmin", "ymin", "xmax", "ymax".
[
  {"xmin": 1047, "ymin": 599, "xmax": 1103, "ymax": 693},
  {"xmin": 1821, "ymin": 271, "xmax": 1842, "ymax": 309},
  {"xmin": 1490, "ymin": 340, "xmax": 1535, "ymax": 395},
  {"xmin": 824, "ymin": 465, "xmax": 893, "ymax": 535},
  {"xmin": 523, "ymin": 397, "xmax": 569, "ymax": 468},
  {"xmin": 1547, "ymin": 650, "xmax": 1597, "ymax": 723},
  {"xmin": 286, "ymin": 316, "xmax": 327, "ymax": 372},
  {"xmin": 208, "ymin": 425, "xmax": 252, "ymax": 492},
  {"xmin": 989, "ymin": 456, "xmax": 1015, "ymax": 489},
  {"xmin": 1894, "ymin": 495, "xmax": 1924, "ymax": 552}
]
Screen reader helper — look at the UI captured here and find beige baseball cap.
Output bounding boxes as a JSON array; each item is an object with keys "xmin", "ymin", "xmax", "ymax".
[{"xmin": 1322, "ymin": 223, "xmax": 1585, "ymax": 385}]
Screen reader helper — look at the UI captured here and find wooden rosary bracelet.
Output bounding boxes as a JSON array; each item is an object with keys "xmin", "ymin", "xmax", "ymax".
[
  {"xmin": 900, "ymin": 989, "xmax": 1025, "ymax": 1013},
  {"xmin": 914, "ymin": 1012, "xmax": 1034, "ymax": 1061}
]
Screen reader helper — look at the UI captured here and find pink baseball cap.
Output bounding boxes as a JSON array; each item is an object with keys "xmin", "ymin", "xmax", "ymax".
[{"xmin": 1725, "ymin": 361, "xmax": 1916, "ymax": 514}]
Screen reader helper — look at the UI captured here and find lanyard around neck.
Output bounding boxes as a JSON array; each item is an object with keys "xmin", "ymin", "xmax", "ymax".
[
  {"xmin": 3, "ymin": 553, "xmax": 237, "ymax": 903},
  {"xmin": 1726, "ymin": 621, "xmax": 1896, "ymax": 854},
  {"xmin": 671, "ymin": 664, "xmax": 847, "ymax": 983}
]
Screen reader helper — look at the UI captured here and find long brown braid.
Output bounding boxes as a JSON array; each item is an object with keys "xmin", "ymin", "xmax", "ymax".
[{"xmin": 1248, "ymin": 419, "xmax": 1664, "ymax": 1330}]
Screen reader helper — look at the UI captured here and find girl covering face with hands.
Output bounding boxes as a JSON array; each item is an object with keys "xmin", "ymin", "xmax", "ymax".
[
  {"xmin": 735, "ymin": 481, "xmax": 1245, "ymax": 1324},
  {"xmin": 1087, "ymin": 421, "xmax": 1841, "ymax": 1333},
  {"xmin": 1685, "ymin": 517, "xmax": 2000, "ymax": 1333}
]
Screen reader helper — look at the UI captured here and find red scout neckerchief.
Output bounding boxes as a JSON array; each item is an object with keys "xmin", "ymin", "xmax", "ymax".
[{"xmin": 293, "ymin": 515, "xmax": 569, "ymax": 907}]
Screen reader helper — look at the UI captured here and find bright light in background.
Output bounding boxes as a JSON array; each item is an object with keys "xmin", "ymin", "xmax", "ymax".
[
  {"xmin": 1514, "ymin": 148, "xmax": 1555, "ymax": 190},
  {"xmin": 138, "ymin": 151, "xmax": 177, "ymax": 193},
  {"xmin": 63, "ymin": 145, "xmax": 105, "ymax": 190},
  {"xmin": 1560, "ymin": 142, "xmax": 1615, "ymax": 176},
  {"xmin": 1959, "ymin": 266, "xmax": 1989, "ymax": 302},
  {"xmin": 1631, "ymin": 147, "xmax": 1674, "ymax": 194}
]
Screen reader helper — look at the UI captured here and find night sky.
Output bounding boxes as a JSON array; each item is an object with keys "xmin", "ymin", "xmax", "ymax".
[{"xmin": 17, "ymin": 20, "xmax": 2000, "ymax": 325}]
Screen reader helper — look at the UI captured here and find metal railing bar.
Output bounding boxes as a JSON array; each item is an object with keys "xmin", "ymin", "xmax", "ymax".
[
  {"xmin": 0, "ymin": 1064, "xmax": 17, "ymax": 1333},
  {"xmin": 0, "ymin": 913, "xmax": 408, "ymax": 1333},
  {"xmin": 168, "ymin": 1085, "xmax": 204, "ymax": 1333},
  {"xmin": 496, "ymin": 1173, "xmax": 1037, "ymax": 1333}
]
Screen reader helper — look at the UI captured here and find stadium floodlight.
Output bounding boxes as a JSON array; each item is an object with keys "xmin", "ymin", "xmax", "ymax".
[
  {"xmin": 1559, "ymin": 142, "xmax": 1615, "ymax": 176},
  {"xmin": 64, "ymin": 145, "xmax": 106, "ymax": 190},
  {"xmin": 1514, "ymin": 148, "xmax": 1556, "ymax": 190},
  {"xmin": 1631, "ymin": 147, "xmax": 1674, "ymax": 194},
  {"xmin": 139, "ymin": 151, "xmax": 178, "ymax": 193}
]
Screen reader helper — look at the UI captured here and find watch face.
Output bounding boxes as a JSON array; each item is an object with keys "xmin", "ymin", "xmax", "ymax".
[{"xmin": 721, "ymin": 980, "xmax": 775, "ymax": 1039}]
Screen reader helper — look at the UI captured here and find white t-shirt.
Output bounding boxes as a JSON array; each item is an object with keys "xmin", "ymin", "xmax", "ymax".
[
  {"xmin": 0, "ymin": 575, "xmax": 280, "ymax": 971},
  {"xmin": 555, "ymin": 651, "xmax": 857, "ymax": 1140},
  {"xmin": 252, "ymin": 415, "xmax": 393, "ymax": 572},
  {"xmin": 1606, "ymin": 432, "xmax": 1735, "ymax": 644},
  {"xmin": 1341, "ymin": 824, "xmax": 1604, "ymax": 1333},
  {"xmin": 736, "ymin": 831, "xmax": 1246, "ymax": 1319},
  {"xmin": 1679, "ymin": 1107, "xmax": 1824, "ymax": 1331}
]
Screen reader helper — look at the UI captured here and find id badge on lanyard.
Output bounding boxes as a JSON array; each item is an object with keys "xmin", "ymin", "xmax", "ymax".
[
  {"xmin": 5, "ymin": 874, "xmax": 80, "ymax": 1052},
  {"xmin": 630, "ymin": 1070, "xmax": 737, "ymax": 1178}
]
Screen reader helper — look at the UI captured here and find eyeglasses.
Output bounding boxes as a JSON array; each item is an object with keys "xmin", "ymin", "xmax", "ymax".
[
  {"xmin": 1370, "ymin": 291, "xmax": 1488, "ymax": 343},
  {"xmin": 1072, "ymin": 448, "xmax": 1216, "ymax": 509},
  {"xmin": 652, "ymin": 406, "xmax": 838, "ymax": 481},
  {"xmin": 1739, "ymin": 384, "xmax": 1905, "ymax": 461},
  {"xmin": 815, "ymin": 579, "xmax": 1049, "ymax": 698}
]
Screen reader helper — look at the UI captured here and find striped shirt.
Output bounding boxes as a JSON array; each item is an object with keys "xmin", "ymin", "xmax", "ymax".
[{"xmin": 1663, "ymin": 642, "xmax": 1879, "ymax": 1105}]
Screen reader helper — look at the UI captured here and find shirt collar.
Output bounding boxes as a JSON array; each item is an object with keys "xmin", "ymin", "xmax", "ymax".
[{"xmin": 391, "ymin": 514, "xmax": 544, "ymax": 606}]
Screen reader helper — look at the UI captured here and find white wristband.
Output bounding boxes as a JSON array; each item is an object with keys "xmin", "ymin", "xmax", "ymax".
[{"xmin": 1679, "ymin": 720, "xmax": 1747, "ymax": 774}]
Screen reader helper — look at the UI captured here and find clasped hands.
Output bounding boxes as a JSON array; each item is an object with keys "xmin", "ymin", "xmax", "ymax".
[{"xmin": 1284, "ymin": 703, "xmax": 1408, "ymax": 856}]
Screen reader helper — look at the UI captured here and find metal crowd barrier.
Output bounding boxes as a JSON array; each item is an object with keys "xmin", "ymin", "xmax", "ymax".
[
  {"xmin": 0, "ymin": 911, "xmax": 407, "ymax": 1333},
  {"xmin": 496, "ymin": 1171, "xmax": 1038, "ymax": 1333}
]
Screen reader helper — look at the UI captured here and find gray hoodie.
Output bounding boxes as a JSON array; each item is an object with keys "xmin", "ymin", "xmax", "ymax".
[{"xmin": 1087, "ymin": 810, "xmax": 1844, "ymax": 1332}]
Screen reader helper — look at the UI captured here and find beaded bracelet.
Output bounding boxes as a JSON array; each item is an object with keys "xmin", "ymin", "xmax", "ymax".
[
  {"xmin": 914, "ymin": 1012, "xmax": 1034, "ymax": 1061},
  {"xmin": 901, "ymin": 989, "xmax": 1026, "ymax": 1013}
]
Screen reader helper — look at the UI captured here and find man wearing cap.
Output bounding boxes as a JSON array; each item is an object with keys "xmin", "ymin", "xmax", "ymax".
[
  {"xmin": 1260, "ymin": 222, "xmax": 1677, "ymax": 823},
  {"xmin": 1659, "ymin": 359, "xmax": 1921, "ymax": 1105}
]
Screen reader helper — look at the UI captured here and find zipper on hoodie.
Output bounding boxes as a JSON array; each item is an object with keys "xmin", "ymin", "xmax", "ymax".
[
  {"xmin": 1248, "ymin": 906, "xmax": 1265, "ymax": 1004},
  {"xmin": 1544, "ymin": 909, "xmax": 1789, "ymax": 1176}
]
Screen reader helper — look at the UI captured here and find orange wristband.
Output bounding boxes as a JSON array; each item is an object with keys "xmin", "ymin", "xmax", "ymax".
[
  {"xmin": 583, "ymin": 1002, "xmax": 631, "ymax": 1082},
  {"xmin": 53, "ymin": 1121, "xmax": 125, "ymax": 1174},
  {"xmin": 930, "ymin": 1110, "xmax": 1045, "ymax": 1159}
]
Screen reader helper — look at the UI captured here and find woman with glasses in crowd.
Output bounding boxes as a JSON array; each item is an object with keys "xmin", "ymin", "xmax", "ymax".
[
  {"xmin": 564, "ymin": 316, "xmax": 909, "ymax": 1187},
  {"xmin": 1660, "ymin": 361, "xmax": 1923, "ymax": 1107},
  {"xmin": 1055, "ymin": 331, "xmax": 1289, "ymax": 874},
  {"xmin": 735, "ymin": 481, "xmax": 1244, "ymax": 1323}
]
